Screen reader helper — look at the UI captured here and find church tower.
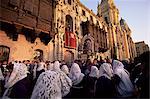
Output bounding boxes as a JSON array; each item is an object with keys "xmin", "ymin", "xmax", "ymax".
[
  {"xmin": 97, "ymin": 0, "xmax": 120, "ymax": 59},
  {"xmin": 97, "ymin": 0, "xmax": 119, "ymax": 25}
]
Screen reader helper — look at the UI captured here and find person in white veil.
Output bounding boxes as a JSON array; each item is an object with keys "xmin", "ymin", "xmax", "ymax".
[
  {"xmin": 53, "ymin": 61, "xmax": 61, "ymax": 72},
  {"xmin": 69, "ymin": 63, "xmax": 84, "ymax": 86},
  {"xmin": 67, "ymin": 63, "xmax": 86, "ymax": 98},
  {"xmin": 95, "ymin": 63, "xmax": 114, "ymax": 98},
  {"xmin": 53, "ymin": 61, "xmax": 72, "ymax": 97},
  {"xmin": 89, "ymin": 66, "xmax": 99, "ymax": 78},
  {"xmin": 85, "ymin": 66, "xmax": 99, "ymax": 98},
  {"xmin": 47, "ymin": 62, "xmax": 54, "ymax": 71},
  {"xmin": 112, "ymin": 60, "xmax": 134, "ymax": 97},
  {"xmin": 31, "ymin": 61, "xmax": 72, "ymax": 99},
  {"xmin": 61, "ymin": 65, "xmax": 69, "ymax": 75},
  {"xmin": 3, "ymin": 62, "xmax": 30, "ymax": 98},
  {"xmin": 99, "ymin": 63, "xmax": 113, "ymax": 79},
  {"xmin": 31, "ymin": 70, "xmax": 62, "ymax": 99}
]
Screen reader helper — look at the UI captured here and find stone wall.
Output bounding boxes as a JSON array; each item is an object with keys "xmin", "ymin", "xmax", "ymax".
[{"xmin": 0, "ymin": 31, "xmax": 54, "ymax": 62}]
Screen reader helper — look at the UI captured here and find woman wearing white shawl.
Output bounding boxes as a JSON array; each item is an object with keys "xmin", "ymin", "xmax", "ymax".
[
  {"xmin": 61, "ymin": 65, "xmax": 69, "ymax": 75},
  {"xmin": 67, "ymin": 63, "xmax": 86, "ymax": 98},
  {"xmin": 3, "ymin": 62, "xmax": 30, "ymax": 98},
  {"xmin": 47, "ymin": 62, "xmax": 54, "ymax": 71},
  {"xmin": 31, "ymin": 61, "xmax": 72, "ymax": 99},
  {"xmin": 53, "ymin": 61, "xmax": 72, "ymax": 97},
  {"xmin": 99, "ymin": 63, "xmax": 113, "ymax": 79},
  {"xmin": 31, "ymin": 70, "xmax": 62, "ymax": 99},
  {"xmin": 69, "ymin": 63, "xmax": 84, "ymax": 86},
  {"xmin": 89, "ymin": 66, "xmax": 99, "ymax": 78},
  {"xmin": 112, "ymin": 60, "xmax": 134, "ymax": 97},
  {"xmin": 85, "ymin": 66, "xmax": 99, "ymax": 98},
  {"xmin": 37, "ymin": 61, "xmax": 46, "ymax": 71},
  {"xmin": 95, "ymin": 63, "xmax": 114, "ymax": 98}
]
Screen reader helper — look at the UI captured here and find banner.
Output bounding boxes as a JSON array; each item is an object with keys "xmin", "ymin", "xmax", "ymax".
[{"xmin": 65, "ymin": 32, "xmax": 76, "ymax": 49}]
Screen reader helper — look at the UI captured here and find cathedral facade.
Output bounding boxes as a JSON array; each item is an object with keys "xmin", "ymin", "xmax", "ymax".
[
  {"xmin": 98, "ymin": 0, "xmax": 136, "ymax": 61},
  {"xmin": 54, "ymin": 0, "xmax": 110, "ymax": 63},
  {"xmin": 0, "ymin": 0, "xmax": 136, "ymax": 63}
]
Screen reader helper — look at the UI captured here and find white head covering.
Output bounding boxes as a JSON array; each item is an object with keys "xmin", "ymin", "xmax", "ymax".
[
  {"xmin": 4, "ymin": 63, "xmax": 28, "ymax": 88},
  {"xmin": 89, "ymin": 66, "xmax": 99, "ymax": 78},
  {"xmin": 112, "ymin": 60, "xmax": 134, "ymax": 97},
  {"xmin": 37, "ymin": 62, "xmax": 46, "ymax": 71},
  {"xmin": 69, "ymin": 63, "xmax": 84, "ymax": 85},
  {"xmin": 53, "ymin": 61, "xmax": 61, "ymax": 72},
  {"xmin": 47, "ymin": 63, "xmax": 54, "ymax": 71},
  {"xmin": 61, "ymin": 65, "xmax": 69, "ymax": 75},
  {"xmin": 113, "ymin": 60, "xmax": 124, "ymax": 71},
  {"xmin": 31, "ymin": 71, "xmax": 62, "ymax": 99},
  {"xmin": 31, "ymin": 69, "xmax": 72, "ymax": 99},
  {"xmin": 99, "ymin": 63, "xmax": 113, "ymax": 79},
  {"xmin": 53, "ymin": 61, "xmax": 72, "ymax": 96}
]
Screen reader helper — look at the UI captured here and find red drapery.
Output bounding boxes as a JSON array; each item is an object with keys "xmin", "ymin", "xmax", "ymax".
[{"xmin": 65, "ymin": 32, "xmax": 76, "ymax": 48}]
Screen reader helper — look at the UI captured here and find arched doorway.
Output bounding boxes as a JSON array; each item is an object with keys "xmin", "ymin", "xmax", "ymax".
[
  {"xmin": 64, "ymin": 50, "xmax": 74, "ymax": 66},
  {"xmin": 0, "ymin": 45, "xmax": 10, "ymax": 63},
  {"xmin": 34, "ymin": 49, "xmax": 43, "ymax": 61}
]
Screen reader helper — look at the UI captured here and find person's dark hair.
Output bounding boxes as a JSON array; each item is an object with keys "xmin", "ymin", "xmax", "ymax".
[
  {"xmin": 22, "ymin": 60, "xmax": 26, "ymax": 63},
  {"xmin": 74, "ymin": 59, "xmax": 79, "ymax": 63},
  {"xmin": 27, "ymin": 60, "xmax": 30, "ymax": 62},
  {"xmin": 94, "ymin": 58, "xmax": 97, "ymax": 61}
]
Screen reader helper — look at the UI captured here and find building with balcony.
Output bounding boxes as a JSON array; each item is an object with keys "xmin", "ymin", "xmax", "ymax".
[
  {"xmin": 54, "ymin": 0, "xmax": 110, "ymax": 63},
  {"xmin": 0, "ymin": 0, "xmax": 55, "ymax": 62}
]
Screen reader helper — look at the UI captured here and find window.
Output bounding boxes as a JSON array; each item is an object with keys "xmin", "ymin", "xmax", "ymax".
[
  {"xmin": 76, "ymin": 7, "xmax": 78, "ymax": 14},
  {"xmin": 82, "ymin": 10, "xmax": 86, "ymax": 16},
  {"xmin": 64, "ymin": 0, "xmax": 66, "ymax": 4},
  {"xmin": 24, "ymin": 0, "xmax": 38, "ymax": 15},
  {"xmin": 96, "ymin": 21, "xmax": 99, "ymax": 26},
  {"xmin": 105, "ymin": 17, "xmax": 109, "ymax": 24},
  {"xmin": 65, "ymin": 15, "xmax": 73, "ymax": 32},
  {"xmin": 80, "ymin": 22, "xmax": 88, "ymax": 36},
  {"xmin": 68, "ymin": 0, "xmax": 71, "ymax": 5},
  {"xmin": 0, "ymin": 45, "xmax": 10, "ymax": 63},
  {"xmin": 90, "ymin": 16, "xmax": 93, "ymax": 22}
]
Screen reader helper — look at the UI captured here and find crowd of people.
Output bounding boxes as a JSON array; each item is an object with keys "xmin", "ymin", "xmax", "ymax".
[{"xmin": 0, "ymin": 51, "xmax": 149, "ymax": 99}]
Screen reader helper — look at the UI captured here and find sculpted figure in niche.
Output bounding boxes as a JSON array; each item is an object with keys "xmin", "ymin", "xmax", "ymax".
[{"xmin": 83, "ymin": 39, "xmax": 92, "ymax": 53}]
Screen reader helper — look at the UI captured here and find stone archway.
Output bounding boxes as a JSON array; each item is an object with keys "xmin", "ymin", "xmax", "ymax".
[{"xmin": 82, "ymin": 34, "xmax": 94, "ymax": 53}]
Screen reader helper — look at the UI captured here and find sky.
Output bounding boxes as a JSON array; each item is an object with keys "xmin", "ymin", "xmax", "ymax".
[{"xmin": 80, "ymin": 0, "xmax": 150, "ymax": 46}]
